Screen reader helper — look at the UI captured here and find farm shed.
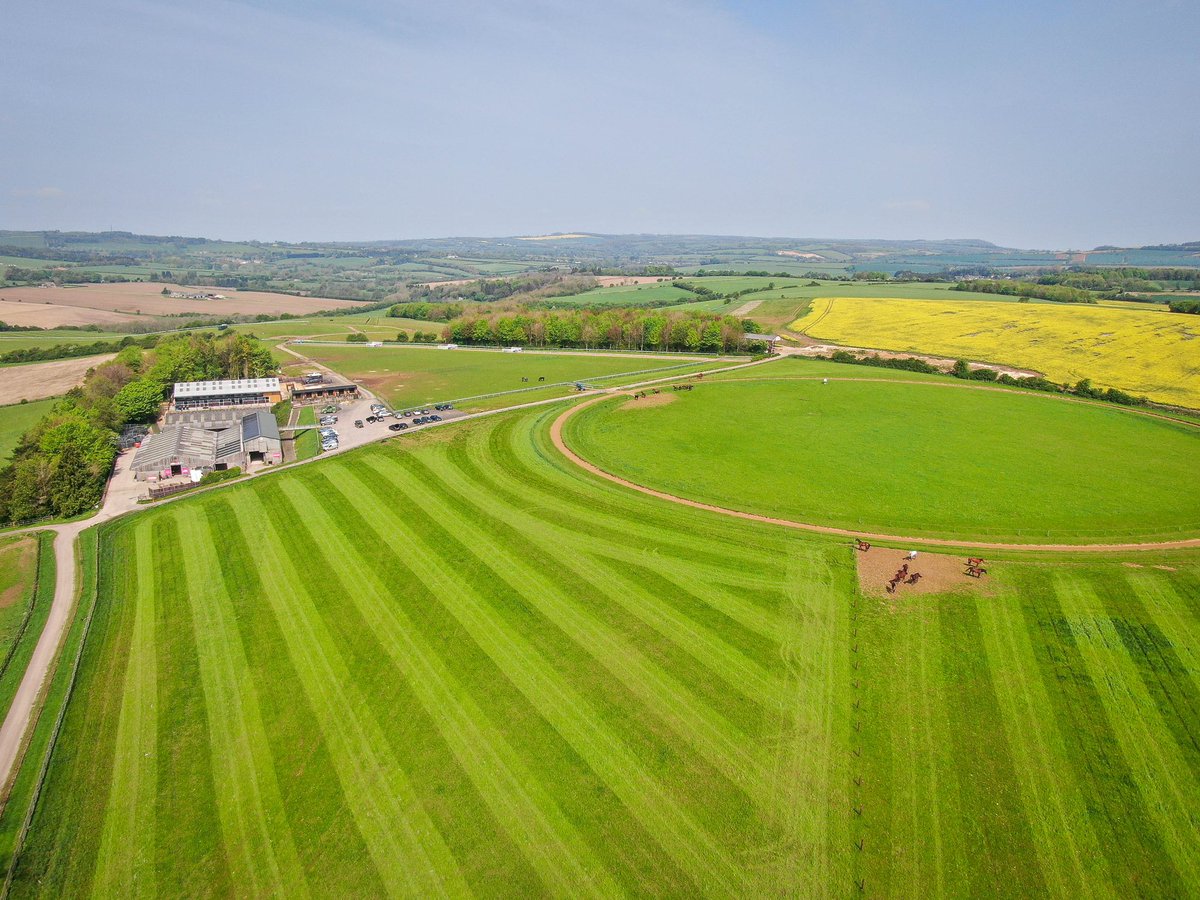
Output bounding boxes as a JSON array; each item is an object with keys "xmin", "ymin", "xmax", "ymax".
[
  {"xmin": 289, "ymin": 381, "xmax": 359, "ymax": 403},
  {"xmin": 173, "ymin": 377, "xmax": 283, "ymax": 410},
  {"xmin": 131, "ymin": 426, "xmax": 219, "ymax": 481},
  {"xmin": 241, "ymin": 410, "xmax": 282, "ymax": 463}
]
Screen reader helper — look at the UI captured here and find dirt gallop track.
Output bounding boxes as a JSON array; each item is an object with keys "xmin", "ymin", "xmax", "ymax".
[{"xmin": 549, "ymin": 391, "xmax": 1200, "ymax": 553}]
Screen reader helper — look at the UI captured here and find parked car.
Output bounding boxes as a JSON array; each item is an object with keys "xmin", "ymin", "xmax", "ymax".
[
  {"xmin": 354, "ymin": 420, "xmax": 364, "ymax": 428},
  {"xmin": 365, "ymin": 415, "xmax": 377, "ymax": 424},
  {"xmin": 401, "ymin": 409, "xmax": 415, "ymax": 417},
  {"xmin": 388, "ymin": 422, "xmax": 408, "ymax": 432},
  {"xmin": 429, "ymin": 414, "xmax": 442, "ymax": 422},
  {"xmin": 321, "ymin": 405, "xmax": 337, "ymax": 415}
]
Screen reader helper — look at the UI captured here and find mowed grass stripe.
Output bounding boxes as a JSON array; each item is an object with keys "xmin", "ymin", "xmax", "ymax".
[
  {"xmin": 1054, "ymin": 573, "xmax": 1200, "ymax": 892},
  {"xmin": 174, "ymin": 507, "xmax": 309, "ymax": 897},
  {"xmin": 306, "ymin": 470, "xmax": 692, "ymax": 894},
  {"xmin": 1125, "ymin": 570, "xmax": 1200, "ymax": 696},
  {"xmin": 281, "ymin": 472, "xmax": 622, "ymax": 898},
  {"xmin": 421, "ymin": 449, "xmax": 784, "ymax": 709},
  {"xmin": 332, "ymin": 461, "xmax": 745, "ymax": 895},
  {"xmin": 484, "ymin": 411, "xmax": 794, "ymax": 576},
  {"xmin": 454, "ymin": 430, "xmax": 790, "ymax": 603},
  {"xmin": 151, "ymin": 517, "xmax": 232, "ymax": 896},
  {"xmin": 205, "ymin": 502, "xmax": 386, "ymax": 895},
  {"xmin": 877, "ymin": 591, "xmax": 962, "ymax": 896},
  {"xmin": 260, "ymin": 478, "xmax": 543, "ymax": 895},
  {"xmin": 233, "ymin": 488, "xmax": 471, "ymax": 897},
  {"xmin": 754, "ymin": 545, "xmax": 851, "ymax": 897},
  {"xmin": 92, "ymin": 521, "xmax": 159, "ymax": 898},
  {"xmin": 975, "ymin": 586, "xmax": 1110, "ymax": 898},
  {"xmin": 938, "ymin": 597, "xmax": 1047, "ymax": 894},
  {"xmin": 1021, "ymin": 569, "xmax": 1181, "ymax": 895},
  {"xmin": 366, "ymin": 451, "xmax": 766, "ymax": 803}
]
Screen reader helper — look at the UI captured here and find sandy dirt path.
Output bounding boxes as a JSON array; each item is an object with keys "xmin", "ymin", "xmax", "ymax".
[
  {"xmin": 549, "ymin": 387, "xmax": 1200, "ymax": 553},
  {"xmin": 730, "ymin": 299, "xmax": 763, "ymax": 316},
  {"xmin": 9, "ymin": 354, "xmax": 116, "ymax": 402}
]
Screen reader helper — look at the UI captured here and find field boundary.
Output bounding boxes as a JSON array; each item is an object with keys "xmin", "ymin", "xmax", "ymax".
[{"xmin": 550, "ymin": 389, "xmax": 1200, "ymax": 553}]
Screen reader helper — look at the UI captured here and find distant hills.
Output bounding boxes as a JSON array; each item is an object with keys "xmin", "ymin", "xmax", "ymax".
[{"xmin": 1, "ymin": 230, "xmax": 1197, "ymax": 280}]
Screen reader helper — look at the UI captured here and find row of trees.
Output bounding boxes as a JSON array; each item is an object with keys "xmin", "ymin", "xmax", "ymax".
[
  {"xmin": 954, "ymin": 279, "xmax": 1096, "ymax": 304},
  {"xmin": 824, "ymin": 351, "xmax": 1149, "ymax": 407},
  {"xmin": 439, "ymin": 309, "xmax": 762, "ymax": 353},
  {"xmin": 0, "ymin": 332, "xmax": 276, "ymax": 524},
  {"xmin": 1167, "ymin": 298, "xmax": 1200, "ymax": 314}
]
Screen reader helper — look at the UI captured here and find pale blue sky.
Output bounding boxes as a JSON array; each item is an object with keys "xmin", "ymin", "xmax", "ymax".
[{"xmin": 2, "ymin": 0, "xmax": 1197, "ymax": 248}]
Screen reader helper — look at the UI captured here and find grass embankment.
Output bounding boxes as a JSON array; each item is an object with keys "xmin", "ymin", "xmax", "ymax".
[
  {"xmin": 293, "ymin": 406, "xmax": 319, "ymax": 461},
  {"xmin": 301, "ymin": 344, "xmax": 742, "ymax": 409},
  {"xmin": 565, "ymin": 378, "xmax": 1200, "ymax": 544},
  {"xmin": 790, "ymin": 296, "xmax": 1200, "ymax": 409},
  {"xmin": 0, "ymin": 401, "xmax": 56, "ymax": 460},
  {"xmin": 0, "ymin": 528, "xmax": 94, "ymax": 879},
  {"xmin": 0, "ymin": 533, "xmax": 55, "ymax": 723},
  {"xmin": 8, "ymin": 404, "xmax": 1200, "ymax": 896}
]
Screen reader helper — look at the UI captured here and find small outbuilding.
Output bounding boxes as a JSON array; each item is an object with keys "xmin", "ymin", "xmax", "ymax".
[{"xmin": 241, "ymin": 410, "xmax": 282, "ymax": 464}]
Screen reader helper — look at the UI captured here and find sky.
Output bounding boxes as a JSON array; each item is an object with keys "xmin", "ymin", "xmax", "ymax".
[{"xmin": 2, "ymin": 0, "xmax": 1198, "ymax": 249}]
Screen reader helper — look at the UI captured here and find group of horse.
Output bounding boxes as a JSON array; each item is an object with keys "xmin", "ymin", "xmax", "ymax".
[{"xmin": 886, "ymin": 564, "xmax": 922, "ymax": 593}]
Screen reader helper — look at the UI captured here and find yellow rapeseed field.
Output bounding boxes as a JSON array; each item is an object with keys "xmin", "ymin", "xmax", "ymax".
[{"xmin": 790, "ymin": 297, "xmax": 1200, "ymax": 408}]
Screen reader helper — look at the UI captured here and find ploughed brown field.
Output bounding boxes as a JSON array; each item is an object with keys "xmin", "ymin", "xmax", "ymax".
[{"xmin": 0, "ymin": 282, "xmax": 360, "ymax": 327}]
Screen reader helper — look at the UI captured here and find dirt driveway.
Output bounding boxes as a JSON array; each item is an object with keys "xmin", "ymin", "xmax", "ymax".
[{"xmin": 8, "ymin": 354, "xmax": 115, "ymax": 402}]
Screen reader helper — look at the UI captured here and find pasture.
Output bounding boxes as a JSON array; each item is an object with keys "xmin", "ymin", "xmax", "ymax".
[
  {"xmin": 790, "ymin": 296, "xmax": 1200, "ymax": 408},
  {"xmin": 11, "ymin": 404, "xmax": 1200, "ymax": 897},
  {"xmin": 0, "ymin": 399, "xmax": 55, "ymax": 459},
  {"xmin": 298, "ymin": 344, "xmax": 739, "ymax": 408},
  {"xmin": 564, "ymin": 378, "xmax": 1200, "ymax": 543}
]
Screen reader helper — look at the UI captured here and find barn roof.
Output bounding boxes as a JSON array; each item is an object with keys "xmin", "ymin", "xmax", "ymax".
[
  {"xmin": 241, "ymin": 410, "xmax": 280, "ymax": 442},
  {"xmin": 173, "ymin": 377, "xmax": 280, "ymax": 399},
  {"xmin": 131, "ymin": 426, "xmax": 218, "ymax": 471}
]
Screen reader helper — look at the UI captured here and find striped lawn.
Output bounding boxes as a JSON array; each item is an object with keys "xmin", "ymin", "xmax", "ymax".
[{"xmin": 10, "ymin": 404, "xmax": 1200, "ymax": 897}]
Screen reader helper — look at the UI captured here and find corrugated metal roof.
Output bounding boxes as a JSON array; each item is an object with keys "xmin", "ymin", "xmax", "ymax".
[
  {"xmin": 743, "ymin": 333, "xmax": 780, "ymax": 341},
  {"xmin": 131, "ymin": 426, "xmax": 218, "ymax": 470},
  {"xmin": 173, "ymin": 377, "xmax": 280, "ymax": 398},
  {"xmin": 241, "ymin": 410, "xmax": 280, "ymax": 442}
]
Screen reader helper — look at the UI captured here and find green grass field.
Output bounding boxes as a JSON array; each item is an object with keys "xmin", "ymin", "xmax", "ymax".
[
  {"xmin": 0, "ymin": 533, "xmax": 55, "ymax": 723},
  {"xmin": 11, "ymin": 403, "xmax": 1200, "ymax": 896},
  {"xmin": 298, "ymin": 344, "xmax": 739, "ymax": 408},
  {"xmin": 565, "ymin": 377, "xmax": 1200, "ymax": 543},
  {"xmin": 293, "ymin": 405, "xmax": 319, "ymax": 461},
  {"xmin": 0, "ymin": 399, "xmax": 55, "ymax": 459}
]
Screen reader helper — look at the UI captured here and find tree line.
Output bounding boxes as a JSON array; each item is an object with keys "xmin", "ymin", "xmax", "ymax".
[
  {"xmin": 1167, "ymin": 298, "xmax": 1200, "ymax": 314},
  {"xmin": 822, "ymin": 350, "xmax": 1150, "ymax": 407},
  {"xmin": 0, "ymin": 332, "xmax": 275, "ymax": 525},
  {"xmin": 438, "ymin": 309, "xmax": 762, "ymax": 353},
  {"xmin": 953, "ymin": 279, "xmax": 1096, "ymax": 304}
]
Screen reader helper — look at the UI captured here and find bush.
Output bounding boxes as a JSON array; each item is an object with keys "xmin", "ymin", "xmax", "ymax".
[
  {"xmin": 346, "ymin": 333, "xmax": 369, "ymax": 343},
  {"xmin": 199, "ymin": 466, "xmax": 242, "ymax": 486}
]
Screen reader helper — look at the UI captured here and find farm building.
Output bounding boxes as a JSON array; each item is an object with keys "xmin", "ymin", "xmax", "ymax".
[
  {"xmin": 131, "ymin": 426, "xmax": 223, "ymax": 481},
  {"xmin": 240, "ymin": 410, "xmax": 282, "ymax": 463},
  {"xmin": 131, "ymin": 411, "xmax": 283, "ymax": 481},
  {"xmin": 289, "ymin": 381, "xmax": 359, "ymax": 404},
  {"xmin": 173, "ymin": 377, "xmax": 283, "ymax": 411}
]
